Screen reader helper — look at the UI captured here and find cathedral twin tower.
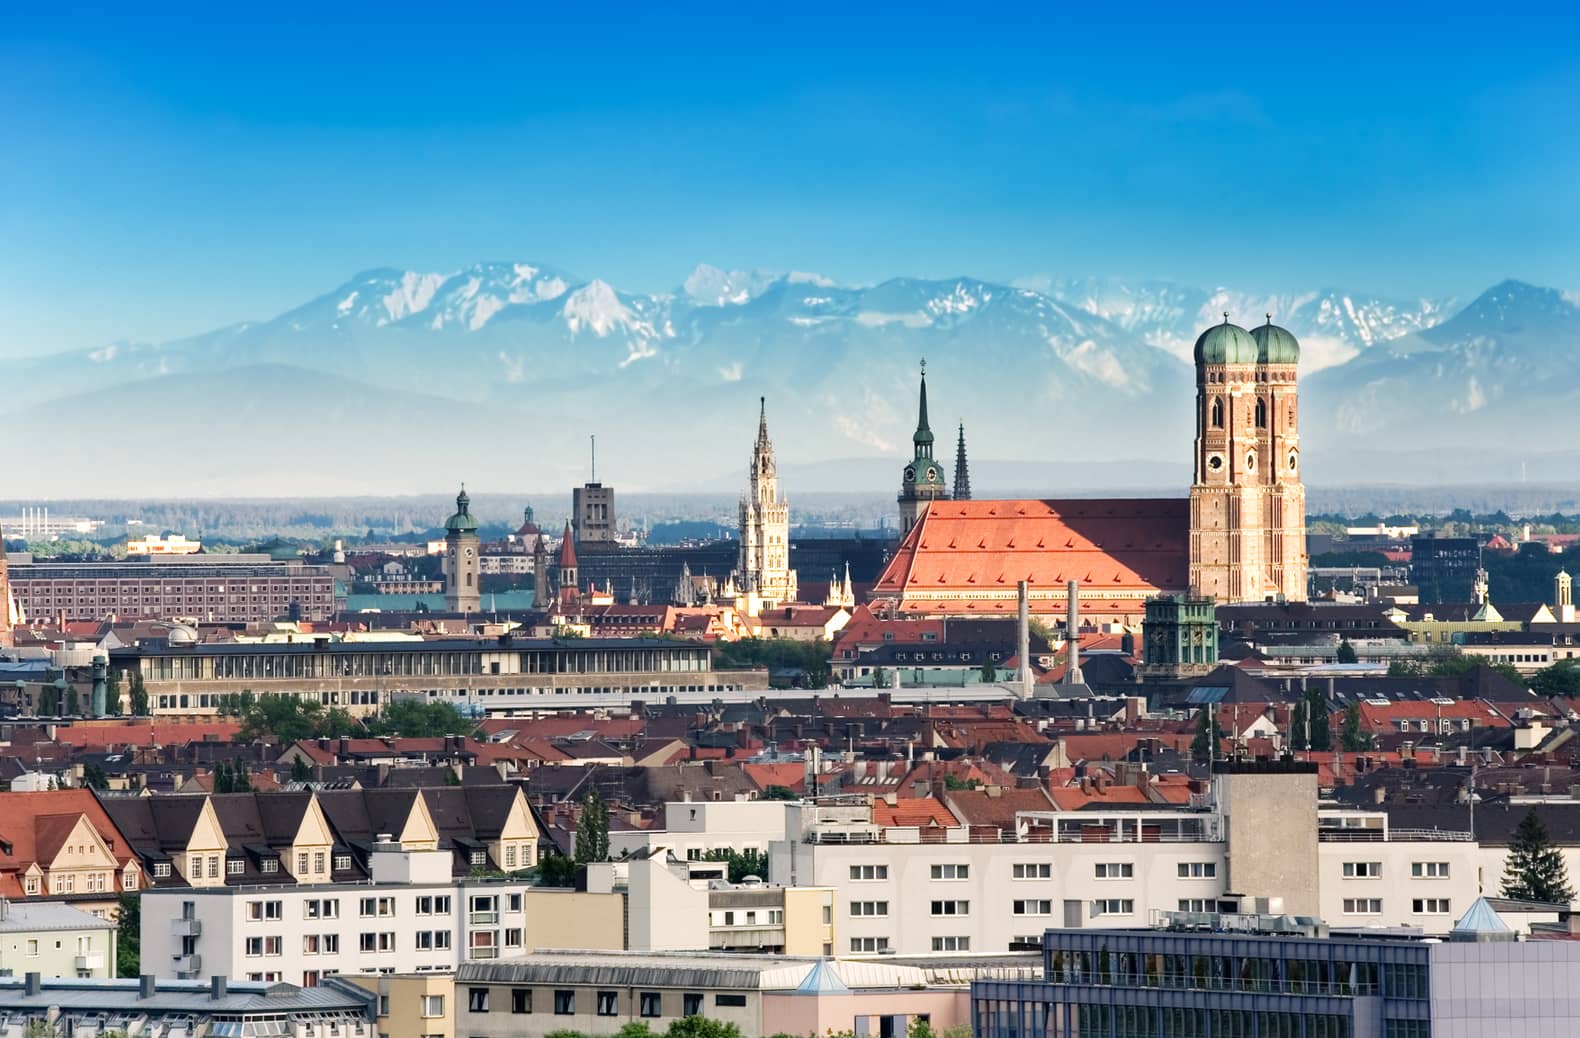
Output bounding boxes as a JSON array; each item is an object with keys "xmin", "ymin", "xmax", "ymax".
[{"xmin": 1187, "ymin": 315, "xmax": 1308, "ymax": 603}]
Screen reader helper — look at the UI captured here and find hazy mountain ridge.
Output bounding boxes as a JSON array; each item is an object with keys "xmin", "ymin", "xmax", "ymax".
[{"xmin": 2, "ymin": 267, "xmax": 1570, "ymax": 497}]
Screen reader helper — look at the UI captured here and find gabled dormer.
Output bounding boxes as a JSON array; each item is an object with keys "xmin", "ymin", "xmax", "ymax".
[
  {"xmin": 181, "ymin": 797, "xmax": 228, "ymax": 887},
  {"xmin": 284, "ymin": 795, "xmax": 336, "ymax": 882}
]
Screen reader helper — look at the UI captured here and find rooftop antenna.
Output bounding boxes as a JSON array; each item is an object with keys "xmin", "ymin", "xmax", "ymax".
[{"xmin": 590, "ymin": 435, "xmax": 597, "ymax": 483}]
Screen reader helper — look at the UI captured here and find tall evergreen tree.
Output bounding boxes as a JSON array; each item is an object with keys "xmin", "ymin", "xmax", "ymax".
[
  {"xmin": 1502, "ymin": 809, "xmax": 1575, "ymax": 904},
  {"xmin": 290, "ymin": 755, "xmax": 313, "ymax": 783},
  {"xmin": 1335, "ymin": 639, "xmax": 1359, "ymax": 664},
  {"xmin": 1191, "ymin": 707, "xmax": 1216, "ymax": 760},
  {"xmin": 1290, "ymin": 700, "xmax": 1309, "ymax": 751},
  {"xmin": 574, "ymin": 789, "xmax": 610, "ymax": 864},
  {"xmin": 1341, "ymin": 702, "xmax": 1372, "ymax": 752},
  {"xmin": 1306, "ymin": 689, "xmax": 1332, "ymax": 752}
]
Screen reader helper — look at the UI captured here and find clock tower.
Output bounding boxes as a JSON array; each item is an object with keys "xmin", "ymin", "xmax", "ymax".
[
  {"xmin": 898, "ymin": 361, "xmax": 951, "ymax": 536},
  {"xmin": 443, "ymin": 485, "xmax": 481, "ymax": 613}
]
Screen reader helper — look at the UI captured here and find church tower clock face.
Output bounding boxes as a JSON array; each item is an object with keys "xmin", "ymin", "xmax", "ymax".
[
  {"xmin": 1287, "ymin": 452, "xmax": 1298, "ymax": 474},
  {"xmin": 926, "ymin": 466, "xmax": 938, "ymax": 481},
  {"xmin": 904, "ymin": 466, "xmax": 916, "ymax": 482}
]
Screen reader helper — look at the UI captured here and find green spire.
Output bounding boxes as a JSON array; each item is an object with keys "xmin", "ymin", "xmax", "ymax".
[{"xmin": 913, "ymin": 359, "xmax": 934, "ymax": 457}]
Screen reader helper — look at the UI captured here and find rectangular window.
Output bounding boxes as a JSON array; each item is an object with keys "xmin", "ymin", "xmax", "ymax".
[
  {"xmin": 298, "ymin": 853, "xmax": 309, "ymax": 874},
  {"xmin": 931, "ymin": 936, "xmax": 970, "ymax": 952},
  {"xmin": 640, "ymin": 992, "xmax": 661, "ymax": 1018},
  {"xmin": 930, "ymin": 900, "xmax": 969, "ymax": 916},
  {"xmin": 153, "ymin": 863, "xmax": 172, "ymax": 878},
  {"xmin": 554, "ymin": 991, "xmax": 575, "ymax": 1016},
  {"xmin": 597, "ymin": 991, "xmax": 618, "ymax": 1017},
  {"xmin": 323, "ymin": 934, "xmax": 338, "ymax": 953},
  {"xmin": 314, "ymin": 851, "xmax": 326, "ymax": 874},
  {"xmin": 1012, "ymin": 863, "xmax": 1052, "ymax": 880},
  {"xmin": 504, "ymin": 928, "xmax": 523, "ymax": 948},
  {"xmin": 1343, "ymin": 898, "xmax": 1383, "ymax": 914},
  {"xmin": 469, "ymin": 988, "xmax": 490, "ymax": 1013},
  {"xmin": 1090, "ymin": 899, "xmax": 1134, "ymax": 916},
  {"xmin": 1412, "ymin": 898, "xmax": 1451, "ymax": 914},
  {"xmin": 264, "ymin": 936, "xmax": 281, "ymax": 956},
  {"xmin": 683, "ymin": 993, "xmax": 703, "ymax": 1017},
  {"xmin": 263, "ymin": 901, "xmax": 282, "ymax": 920},
  {"xmin": 849, "ymin": 937, "xmax": 889, "ymax": 953},
  {"xmin": 1094, "ymin": 862, "xmax": 1134, "ymax": 879},
  {"xmin": 1013, "ymin": 899, "xmax": 1053, "ymax": 916},
  {"xmin": 227, "ymin": 859, "xmax": 244, "ymax": 875},
  {"xmin": 1343, "ymin": 861, "xmax": 1382, "ymax": 879},
  {"xmin": 512, "ymin": 990, "xmax": 531, "ymax": 1014},
  {"xmin": 714, "ymin": 994, "xmax": 747, "ymax": 1008},
  {"xmin": 1178, "ymin": 899, "xmax": 1213, "ymax": 912},
  {"xmin": 1176, "ymin": 862, "xmax": 1216, "ymax": 879},
  {"xmin": 850, "ymin": 901, "xmax": 889, "ymax": 917},
  {"xmin": 208, "ymin": 856, "xmax": 219, "ymax": 879},
  {"xmin": 246, "ymin": 937, "xmax": 263, "ymax": 957},
  {"xmin": 849, "ymin": 864, "xmax": 888, "ymax": 881},
  {"xmin": 1412, "ymin": 862, "xmax": 1450, "ymax": 879},
  {"xmin": 334, "ymin": 854, "xmax": 351, "ymax": 871},
  {"xmin": 930, "ymin": 863, "xmax": 969, "ymax": 880},
  {"xmin": 421, "ymin": 995, "xmax": 444, "ymax": 1018},
  {"xmin": 261, "ymin": 859, "xmax": 278, "ymax": 875}
]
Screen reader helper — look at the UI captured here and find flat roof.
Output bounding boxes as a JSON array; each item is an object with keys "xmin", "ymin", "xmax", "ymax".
[
  {"xmin": 112, "ymin": 637, "xmax": 708, "ymax": 657},
  {"xmin": 0, "ymin": 902, "xmax": 115, "ymax": 933},
  {"xmin": 0, "ymin": 977, "xmax": 367, "ymax": 1015}
]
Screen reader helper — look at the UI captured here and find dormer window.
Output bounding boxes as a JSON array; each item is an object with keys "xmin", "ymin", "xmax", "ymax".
[
  {"xmin": 261, "ymin": 859, "xmax": 279, "ymax": 875},
  {"xmin": 470, "ymin": 849, "xmax": 487, "ymax": 867},
  {"xmin": 24, "ymin": 876, "xmax": 39, "ymax": 895}
]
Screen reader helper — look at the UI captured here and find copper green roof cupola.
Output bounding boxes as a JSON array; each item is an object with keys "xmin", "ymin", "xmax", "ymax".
[
  {"xmin": 1249, "ymin": 313, "xmax": 1301, "ymax": 365},
  {"xmin": 445, "ymin": 485, "xmax": 479, "ymax": 534},
  {"xmin": 1193, "ymin": 313, "xmax": 1260, "ymax": 365}
]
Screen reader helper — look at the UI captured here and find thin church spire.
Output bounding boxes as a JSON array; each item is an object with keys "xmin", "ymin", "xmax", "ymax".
[{"xmin": 953, "ymin": 422, "xmax": 972, "ymax": 501}]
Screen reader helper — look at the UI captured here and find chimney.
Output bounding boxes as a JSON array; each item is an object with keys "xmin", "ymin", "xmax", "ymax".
[
  {"xmin": 211, "ymin": 976, "xmax": 228, "ymax": 1000},
  {"xmin": 1015, "ymin": 581, "xmax": 1032, "ymax": 699},
  {"xmin": 24, "ymin": 973, "xmax": 41, "ymax": 997},
  {"xmin": 1065, "ymin": 580, "xmax": 1084, "ymax": 686},
  {"xmin": 139, "ymin": 975, "xmax": 157, "ymax": 999}
]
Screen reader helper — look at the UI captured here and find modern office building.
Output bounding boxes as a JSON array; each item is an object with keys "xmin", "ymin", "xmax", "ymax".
[
  {"xmin": 972, "ymin": 901, "xmax": 1580, "ymax": 1038},
  {"xmin": 1409, "ymin": 536, "xmax": 1481, "ymax": 604},
  {"xmin": 109, "ymin": 636, "xmax": 764, "ymax": 716}
]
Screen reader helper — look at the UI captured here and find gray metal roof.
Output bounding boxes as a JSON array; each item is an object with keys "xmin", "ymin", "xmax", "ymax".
[
  {"xmin": 0, "ymin": 978, "xmax": 368, "ymax": 1016},
  {"xmin": 0, "ymin": 902, "xmax": 116, "ymax": 934}
]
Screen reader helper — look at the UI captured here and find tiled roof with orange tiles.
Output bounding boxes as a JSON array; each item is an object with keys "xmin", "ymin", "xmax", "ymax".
[
  {"xmin": 1058, "ymin": 732, "xmax": 1195, "ymax": 762},
  {"xmin": 874, "ymin": 498, "xmax": 1189, "ymax": 601},
  {"xmin": 942, "ymin": 785, "xmax": 1055, "ymax": 829},
  {"xmin": 1047, "ymin": 784, "xmax": 1155, "ymax": 810},
  {"xmin": 55, "ymin": 720, "xmax": 243, "ymax": 748},
  {"xmin": 0, "ymin": 790, "xmax": 139, "ymax": 898},
  {"xmin": 477, "ymin": 716, "xmax": 646, "ymax": 741},
  {"xmin": 832, "ymin": 604, "xmax": 945, "ymax": 646},
  {"xmin": 1356, "ymin": 700, "xmax": 1511, "ymax": 730},
  {"xmin": 923, "ymin": 704, "xmax": 1017, "ymax": 721},
  {"xmin": 873, "ymin": 796, "xmax": 958, "ymax": 828},
  {"xmin": 742, "ymin": 762, "xmax": 806, "ymax": 794},
  {"xmin": 896, "ymin": 759, "xmax": 1017, "ymax": 793}
]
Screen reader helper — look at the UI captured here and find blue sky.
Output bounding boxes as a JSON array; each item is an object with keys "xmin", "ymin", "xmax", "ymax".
[{"xmin": 2, "ymin": 2, "xmax": 1576, "ymax": 356}]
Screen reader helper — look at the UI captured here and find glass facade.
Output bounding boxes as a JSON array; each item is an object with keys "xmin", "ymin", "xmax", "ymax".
[{"xmin": 972, "ymin": 929, "xmax": 1432, "ymax": 1038}]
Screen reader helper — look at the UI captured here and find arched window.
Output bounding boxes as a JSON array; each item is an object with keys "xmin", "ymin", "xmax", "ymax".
[
  {"xmin": 1255, "ymin": 398, "xmax": 1267, "ymax": 428},
  {"xmin": 1210, "ymin": 398, "xmax": 1224, "ymax": 428}
]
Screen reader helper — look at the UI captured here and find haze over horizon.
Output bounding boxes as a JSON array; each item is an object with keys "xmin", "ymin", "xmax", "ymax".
[{"xmin": 3, "ymin": 3, "xmax": 1577, "ymax": 357}]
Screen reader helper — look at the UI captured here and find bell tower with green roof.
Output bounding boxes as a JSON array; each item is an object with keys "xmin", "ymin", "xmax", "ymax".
[
  {"xmin": 898, "ymin": 360, "xmax": 950, "ymax": 536},
  {"xmin": 443, "ymin": 485, "xmax": 481, "ymax": 613}
]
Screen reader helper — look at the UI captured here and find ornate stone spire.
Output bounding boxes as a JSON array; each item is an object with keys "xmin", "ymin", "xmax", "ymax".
[
  {"xmin": 913, "ymin": 360, "xmax": 934, "ymax": 455},
  {"xmin": 953, "ymin": 422, "xmax": 971, "ymax": 501}
]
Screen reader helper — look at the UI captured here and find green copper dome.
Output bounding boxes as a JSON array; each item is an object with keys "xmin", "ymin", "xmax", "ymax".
[
  {"xmin": 1193, "ymin": 316, "xmax": 1259, "ymax": 365},
  {"xmin": 1249, "ymin": 317, "xmax": 1301, "ymax": 365},
  {"xmin": 445, "ymin": 486, "xmax": 479, "ymax": 534}
]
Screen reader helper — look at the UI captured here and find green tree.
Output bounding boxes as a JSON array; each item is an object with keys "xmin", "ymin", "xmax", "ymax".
[
  {"xmin": 116, "ymin": 893, "xmax": 140, "ymax": 977},
  {"xmin": 980, "ymin": 657, "xmax": 998, "ymax": 683},
  {"xmin": 1335, "ymin": 639, "xmax": 1358, "ymax": 664},
  {"xmin": 703, "ymin": 847, "xmax": 769, "ymax": 883},
  {"xmin": 290, "ymin": 755, "xmax": 313, "ymax": 783},
  {"xmin": 1502, "ymin": 809, "xmax": 1576, "ymax": 904},
  {"xmin": 213, "ymin": 761, "xmax": 233, "ymax": 794},
  {"xmin": 237, "ymin": 695, "xmax": 357, "ymax": 744},
  {"xmin": 761, "ymin": 785, "xmax": 798, "ymax": 801},
  {"xmin": 64, "ymin": 687, "xmax": 80, "ymax": 716},
  {"xmin": 104, "ymin": 667, "xmax": 122, "ymax": 716},
  {"xmin": 616, "ymin": 1024, "xmax": 655, "ymax": 1038},
  {"xmin": 665, "ymin": 1017, "xmax": 742, "ymax": 1038},
  {"xmin": 82, "ymin": 763, "xmax": 110, "ymax": 790},
  {"xmin": 870, "ymin": 666, "xmax": 888, "ymax": 689},
  {"xmin": 1290, "ymin": 699, "xmax": 1309, "ymax": 752},
  {"xmin": 536, "ymin": 852, "xmax": 579, "ymax": 887},
  {"xmin": 1532, "ymin": 658, "xmax": 1580, "ymax": 698},
  {"xmin": 129, "ymin": 671, "xmax": 150, "ymax": 716},
  {"xmin": 574, "ymin": 789, "xmax": 610, "ymax": 864},
  {"xmin": 1306, "ymin": 689, "xmax": 1332, "ymax": 752},
  {"xmin": 1341, "ymin": 701, "xmax": 1373, "ymax": 752},
  {"xmin": 1191, "ymin": 707, "xmax": 1217, "ymax": 760},
  {"xmin": 370, "ymin": 699, "xmax": 472, "ymax": 737}
]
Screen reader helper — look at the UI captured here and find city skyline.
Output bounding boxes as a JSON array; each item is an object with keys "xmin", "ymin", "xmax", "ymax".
[{"xmin": 3, "ymin": 3, "xmax": 1577, "ymax": 356}]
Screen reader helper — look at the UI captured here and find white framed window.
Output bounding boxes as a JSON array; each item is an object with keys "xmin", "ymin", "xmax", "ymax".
[
  {"xmin": 1343, "ymin": 862, "xmax": 1382, "ymax": 879},
  {"xmin": 1412, "ymin": 862, "xmax": 1450, "ymax": 879},
  {"xmin": 1178, "ymin": 899, "xmax": 1213, "ymax": 912},
  {"xmin": 421, "ymin": 995, "xmax": 444, "ymax": 1018},
  {"xmin": 849, "ymin": 864, "xmax": 888, "ymax": 881},
  {"xmin": 1176, "ymin": 862, "xmax": 1216, "ymax": 879},
  {"xmin": 1412, "ymin": 898, "xmax": 1451, "ymax": 915},
  {"xmin": 1012, "ymin": 862, "xmax": 1052, "ymax": 880},
  {"xmin": 1094, "ymin": 862, "xmax": 1134, "ymax": 879},
  {"xmin": 333, "ymin": 853, "xmax": 351, "ymax": 871},
  {"xmin": 930, "ymin": 900, "xmax": 970, "ymax": 916},
  {"xmin": 227, "ymin": 859, "xmax": 244, "ymax": 876},
  {"xmin": 153, "ymin": 862, "xmax": 172, "ymax": 878},
  {"xmin": 1343, "ymin": 898, "xmax": 1383, "ymax": 915},
  {"xmin": 849, "ymin": 936, "xmax": 889, "ymax": 953},
  {"xmin": 850, "ymin": 901, "xmax": 888, "ymax": 917},
  {"xmin": 930, "ymin": 863, "xmax": 969, "ymax": 880},
  {"xmin": 931, "ymin": 936, "xmax": 970, "ymax": 951},
  {"xmin": 1013, "ymin": 899, "xmax": 1053, "ymax": 916},
  {"xmin": 1091, "ymin": 899, "xmax": 1134, "ymax": 916}
]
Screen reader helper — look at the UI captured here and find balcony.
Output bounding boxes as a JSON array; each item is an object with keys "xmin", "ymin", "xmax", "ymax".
[
  {"xmin": 173, "ymin": 954, "xmax": 201, "ymax": 974},
  {"xmin": 468, "ymin": 946, "xmax": 499, "ymax": 960},
  {"xmin": 170, "ymin": 918, "xmax": 202, "ymax": 937},
  {"xmin": 75, "ymin": 954, "xmax": 105, "ymax": 971},
  {"xmin": 468, "ymin": 911, "xmax": 499, "ymax": 925}
]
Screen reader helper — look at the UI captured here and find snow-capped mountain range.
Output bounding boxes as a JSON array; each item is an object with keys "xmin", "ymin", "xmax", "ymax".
[{"xmin": 4, "ymin": 264, "xmax": 1574, "ymax": 498}]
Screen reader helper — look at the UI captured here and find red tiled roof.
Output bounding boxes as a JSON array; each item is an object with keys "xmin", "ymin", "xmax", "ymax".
[
  {"xmin": 873, "ymin": 796, "xmax": 957, "ymax": 828},
  {"xmin": 873, "ymin": 499, "xmax": 1188, "ymax": 617},
  {"xmin": 0, "ymin": 790, "xmax": 139, "ymax": 899},
  {"xmin": 55, "ymin": 721, "xmax": 242, "ymax": 749},
  {"xmin": 558, "ymin": 523, "xmax": 577, "ymax": 567}
]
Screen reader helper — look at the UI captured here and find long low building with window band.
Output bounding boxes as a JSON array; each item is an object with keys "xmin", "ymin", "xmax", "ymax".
[
  {"xmin": 972, "ymin": 909, "xmax": 1580, "ymax": 1038},
  {"xmin": 109, "ymin": 637, "xmax": 768, "ymax": 715}
]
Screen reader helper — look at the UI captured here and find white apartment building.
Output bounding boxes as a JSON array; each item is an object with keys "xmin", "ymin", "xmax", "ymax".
[
  {"xmin": 141, "ymin": 842, "xmax": 541, "ymax": 985},
  {"xmin": 609, "ymin": 799, "xmax": 791, "ymax": 861},
  {"xmin": 0, "ymin": 901, "xmax": 117, "ymax": 978}
]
